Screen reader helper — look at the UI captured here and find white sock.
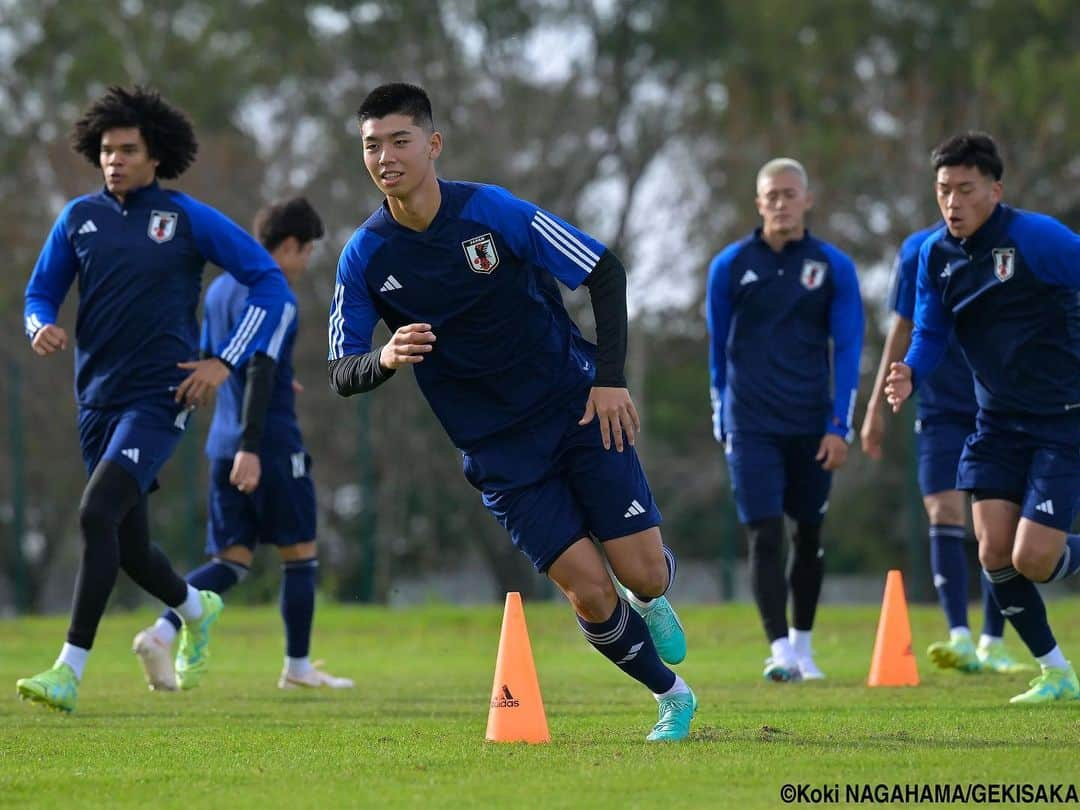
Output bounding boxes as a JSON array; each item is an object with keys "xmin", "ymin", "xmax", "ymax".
[
  {"xmin": 770, "ymin": 636, "xmax": 795, "ymax": 664},
  {"xmin": 624, "ymin": 591, "xmax": 655, "ymax": 611},
  {"xmin": 653, "ymin": 673, "xmax": 689, "ymax": 700},
  {"xmin": 979, "ymin": 634, "xmax": 1001, "ymax": 649},
  {"xmin": 152, "ymin": 618, "xmax": 178, "ymax": 645},
  {"xmin": 56, "ymin": 643, "xmax": 89, "ymax": 681},
  {"xmin": 173, "ymin": 586, "xmax": 203, "ymax": 624},
  {"xmin": 1037, "ymin": 645, "xmax": 1068, "ymax": 671},
  {"xmin": 949, "ymin": 626, "xmax": 972, "ymax": 643},
  {"xmin": 286, "ymin": 656, "xmax": 313, "ymax": 676},
  {"xmin": 789, "ymin": 629, "xmax": 813, "ymax": 658}
]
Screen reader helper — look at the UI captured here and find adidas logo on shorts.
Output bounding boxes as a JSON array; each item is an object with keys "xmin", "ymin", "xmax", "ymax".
[{"xmin": 623, "ymin": 500, "xmax": 645, "ymax": 519}]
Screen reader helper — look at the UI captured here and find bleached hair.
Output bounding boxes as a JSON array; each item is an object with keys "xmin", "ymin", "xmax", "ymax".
[{"xmin": 756, "ymin": 158, "xmax": 809, "ymax": 192}]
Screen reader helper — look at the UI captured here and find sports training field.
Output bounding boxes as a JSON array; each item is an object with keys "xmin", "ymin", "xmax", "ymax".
[{"xmin": 3, "ymin": 600, "xmax": 1079, "ymax": 808}]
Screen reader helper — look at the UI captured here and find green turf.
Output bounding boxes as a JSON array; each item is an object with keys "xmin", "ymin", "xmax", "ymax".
[{"xmin": 2, "ymin": 599, "xmax": 1079, "ymax": 809}]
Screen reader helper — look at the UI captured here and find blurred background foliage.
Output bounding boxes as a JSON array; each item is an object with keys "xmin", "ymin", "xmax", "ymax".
[{"xmin": 0, "ymin": 0, "xmax": 1077, "ymax": 610}]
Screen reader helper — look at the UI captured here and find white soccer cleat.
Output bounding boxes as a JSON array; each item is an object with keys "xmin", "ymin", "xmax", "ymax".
[
  {"xmin": 277, "ymin": 661, "xmax": 355, "ymax": 690},
  {"xmin": 133, "ymin": 629, "xmax": 178, "ymax": 692},
  {"xmin": 795, "ymin": 655, "xmax": 826, "ymax": 680}
]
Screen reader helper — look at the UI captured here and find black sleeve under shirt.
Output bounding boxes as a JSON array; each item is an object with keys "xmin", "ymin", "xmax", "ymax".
[
  {"xmin": 328, "ymin": 349, "xmax": 396, "ymax": 397},
  {"xmin": 581, "ymin": 250, "xmax": 629, "ymax": 388}
]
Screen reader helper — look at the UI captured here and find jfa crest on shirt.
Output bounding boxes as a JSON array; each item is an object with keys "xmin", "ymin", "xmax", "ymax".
[
  {"xmin": 992, "ymin": 247, "xmax": 1015, "ymax": 282},
  {"xmin": 148, "ymin": 210, "xmax": 178, "ymax": 244},
  {"xmin": 462, "ymin": 233, "xmax": 499, "ymax": 274},
  {"xmin": 801, "ymin": 259, "xmax": 827, "ymax": 290}
]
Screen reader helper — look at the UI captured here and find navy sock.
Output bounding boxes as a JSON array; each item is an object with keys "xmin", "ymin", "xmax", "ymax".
[
  {"xmin": 1044, "ymin": 534, "xmax": 1080, "ymax": 582},
  {"xmin": 281, "ymin": 558, "xmax": 317, "ymax": 658},
  {"xmin": 161, "ymin": 558, "xmax": 247, "ymax": 630},
  {"xmin": 578, "ymin": 600, "xmax": 676, "ymax": 694},
  {"xmin": 929, "ymin": 524, "xmax": 968, "ymax": 630},
  {"xmin": 980, "ymin": 570, "xmax": 1005, "ymax": 638},
  {"xmin": 630, "ymin": 544, "xmax": 677, "ymax": 603},
  {"xmin": 985, "ymin": 566, "xmax": 1056, "ymax": 657}
]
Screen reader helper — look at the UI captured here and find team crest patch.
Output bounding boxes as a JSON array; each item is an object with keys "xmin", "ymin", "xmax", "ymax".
[
  {"xmin": 801, "ymin": 259, "xmax": 827, "ymax": 290},
  {"xmin": 148, "ymin": 210, "xmax": 178, "ymax": 244},
  {"xmin": 992, "ymin": 248, "xmax": 1015, "ymax": 282},
  {"xmin": 462, "ymin": 233, "xmax": 499, "ymax": 274}
]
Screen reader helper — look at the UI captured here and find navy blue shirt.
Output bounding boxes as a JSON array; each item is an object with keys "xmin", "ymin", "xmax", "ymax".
[
  {"xmin": 890, "ymin": 224, "xmax": 977, "ymax": 421},
  {"xmin": 202, "ymin": 273, "xmax": 302, "ymax": 460},
  {"xmin": 24, "ymin": 182, "xmax": 295, "ymax": 409},
  {"xmin": 906, "ymin": 204, "xmax": 1080, "ymax": 417},
  {"xmin": 329, "ymin": 180, "xmax": 604, "ymax": 449},
  {"xmin": 706, "ymin": 229, "xmax": 864, "ymax": 438}
]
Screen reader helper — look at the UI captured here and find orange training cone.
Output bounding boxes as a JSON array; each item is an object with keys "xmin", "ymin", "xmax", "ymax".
[
  {"xmin": 485, "ymin": 592, "xmax": 550, "ymax": 743},
  {"xmin": 868, "ymin": 569, "xmax": 920, "ymax": 687}
]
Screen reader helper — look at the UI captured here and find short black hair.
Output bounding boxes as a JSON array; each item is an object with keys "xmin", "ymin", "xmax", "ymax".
[
  {"xmin": 931, "ymin": 132, "xmax": 1004, "ymax": 181},
  {"xmin": 70, "ymin": 86, "xmax": 197, "ymax": 180},
  {"xmin": 356, "ymin": 83, "xmax": 434, "ymax": 131},
  {"xmin": 253, "ymin": 197, "xmax": 325, "ymax": 252}
]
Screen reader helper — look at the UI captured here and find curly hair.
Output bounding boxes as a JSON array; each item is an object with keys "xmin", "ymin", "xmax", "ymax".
[
  {"xmin": 253, "ymin": 197, "xmax": 325, "ymax": 252},
  {"xmin": 70, "ymin": 86, "xmax": 198, "ymax": 179}
]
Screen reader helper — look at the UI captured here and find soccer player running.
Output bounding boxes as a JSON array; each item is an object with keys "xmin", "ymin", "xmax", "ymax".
[
  {"xmin": 133, "ymin": 198, "xmax": 353, "ymax": 692},
  {"xmin": 328, "ymin": 83, "xmax": 694, "ymax": 741},
  {"xmin": 862, "ymin": 225, "xmax": 1027, "ymax": 675},
  {"xmin": 886, "ymin": 132, "xmax": 1080, "ymax": 704},
  {"xmin": 18, "ymin": 86, "xmax": 295, "ymax": 712},
  {"xmin": 707, "ymin": 159, "xmax": 863, "ymax": 682}
]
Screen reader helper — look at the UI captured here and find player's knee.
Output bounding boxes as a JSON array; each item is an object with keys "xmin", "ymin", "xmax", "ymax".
[
  {"xmin": 925, "ymin": 499, "xmax": 965, "ymax": 527},
  {"xmin": 978, "ymin": 541, "xmax": 1011, "ymax": 572},
  {"xmin": 629, "ymin": 561, "xmax": 669, "ymax": 599},
  {"xmin": 1012, "ymin": 546, "xmax": 1056, "ymax": 582},
  {"xmin": 747, "ymin": 517, "xmax": 784, "ymax": 561},
  {"xmin": 78, "ymin": 496, "xmax": 116, "ymax": 538},
  {"xmin": 567, "ymin": 578, "xmax": 618, "ymax": 623}
]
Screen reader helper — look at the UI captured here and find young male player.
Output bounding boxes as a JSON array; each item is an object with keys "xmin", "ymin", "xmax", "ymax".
[
  {"xmin": 862, "ymin": 225, "xmax": 1026, "ymax": 674},
  {"xmin": 886, "ymin": 132, "xmax": 1080, "ymax": 703},
  {"xmin": 19, "ymin": 86, "xmax": 295, "ymax": 712},
  {"xmin": 707, "ymin": 158, "xmax": 863, "ymax": 682},
  {"xmin": 328, "ymin": 83, "xmax": 694, "ymax": 741},
  {"xmin": 133, "ymin": 197, "xmax": 353, "ymax": 691}
]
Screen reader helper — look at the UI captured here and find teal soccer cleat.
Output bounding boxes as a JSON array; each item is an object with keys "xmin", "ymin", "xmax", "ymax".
[
  {"xmin": 647, "ymin": 686, "xmax": 697, "ymax": 742},
  {"xmin": 16, "ymin": 663, "xmax": 78, "ymax": 713},
  {"xmin": 1009, "ymin": 664, "xmax": 1080, "ymax": 705},
  {"xmin": 613, "ymin": 579, "xmax": 687, "ymax": 665},
  {"xmin": 175, "ymin": 590, "xmax": 224, "ymax": 690}
]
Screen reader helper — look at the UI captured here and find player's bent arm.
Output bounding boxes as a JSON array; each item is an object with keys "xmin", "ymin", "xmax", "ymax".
[
  {"xmin": 866, "ymin": 315, "xmax": 913, "ymax": 411},
  {"xmin": 581, "ymin": 251, "xmax": 628, "ymax": 388},
  {"xmin": 328, "ymin": 351, "xmax": 395, "ymax": 397}
]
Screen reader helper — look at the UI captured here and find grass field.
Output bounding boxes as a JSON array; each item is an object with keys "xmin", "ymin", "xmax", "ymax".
[{"xmin": 2, "ymin": 598, "xmax": 1080, "ymax": 809}]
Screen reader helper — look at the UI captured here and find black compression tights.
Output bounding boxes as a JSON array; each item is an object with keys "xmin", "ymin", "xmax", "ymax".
[{"xmin": 66, "ymin": 461, "xmax": 187, "ymax": 649}]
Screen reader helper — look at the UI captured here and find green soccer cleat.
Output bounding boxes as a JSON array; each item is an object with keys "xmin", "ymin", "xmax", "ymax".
[
  {"xmin": 1009, "ymin": 664, "xmax": 1080, "ymax": 705},
  {"xmin": 16, "ymin": 663, "xmax": 78, "ymax": 713},
  {"xmin": 175, "ymin": 590, "xmax": 224, "ymax": 691},
  {"xmin": 977, "ymin": 640, "xmax": 1034, "ymax": 675},
  {"xmin": 647, "ymin": 686, "xmax": 697, "ymax": 742},
  {"xmin": 927, "ymin": 636, "xmax": 983, "ymax": 673}
]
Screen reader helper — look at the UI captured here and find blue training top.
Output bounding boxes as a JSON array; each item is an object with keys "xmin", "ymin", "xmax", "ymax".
[
  {"xmin": 889, "ymin": 224, "xmax": 977, "ymax": 421},
  {"xmin": 202, "ymin": 273, "xmax": 303, "ymax": 460},
  {"xmin": 329, "ymin": 179, "xmax": 604, "ymax": 449},
  {"xmin": 905, "ymin": 204, "xmax": 1080, "ymax": 417},
  {"xmin": 24, "ymin": 182, "xmax": 295, "ymax": 409},
  {"xmin": 706, "ymin": 228, "xmax": 864, "ymax": 439}
]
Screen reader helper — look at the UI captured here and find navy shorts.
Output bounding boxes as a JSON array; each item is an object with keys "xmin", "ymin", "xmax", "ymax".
[
  {"xmin": 956, "ymin": 411, "xmax": 1080, "ymax": 532},
  {"xmin": 78, "ymin": 398, "xmax": 191, "ymax": 493},
  {"xmin": 915, "ymin": 416, "xmax": 975, "ymax": 496},
  {"xmin": 724, "ymin": 432, "xmax": 832, "ymax": 525},
  {"xmin": 462, "ymin": 395, "xmax": 661, "ymax": 573},
  {"xmin": 205, "ymin": 451, "xmax": 316, "ymax": 553}
]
